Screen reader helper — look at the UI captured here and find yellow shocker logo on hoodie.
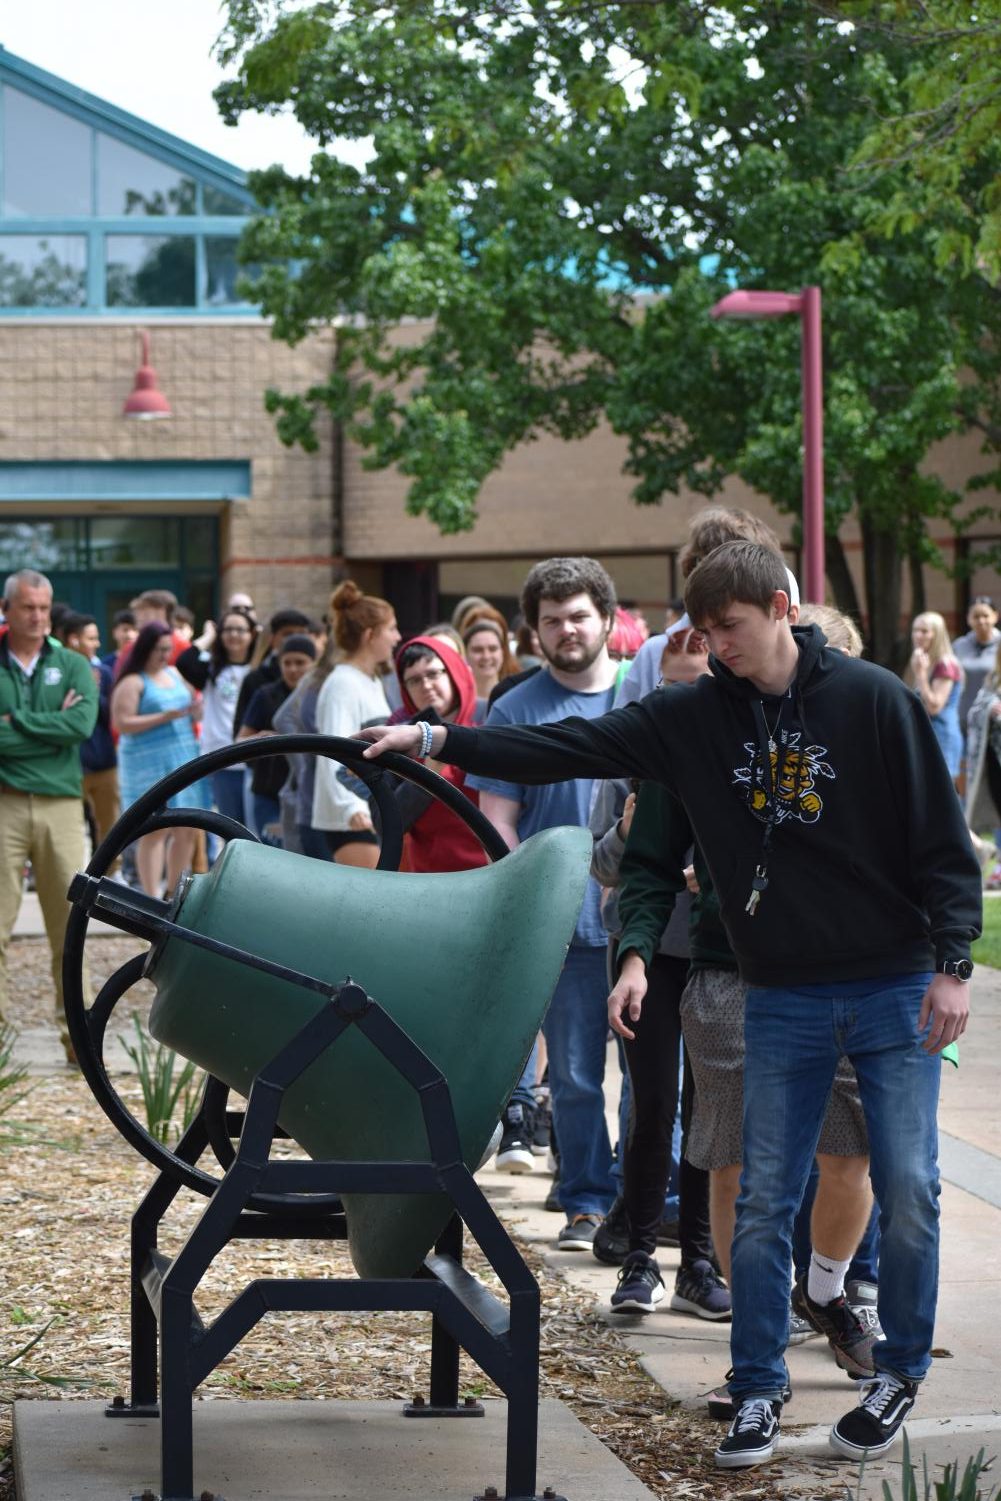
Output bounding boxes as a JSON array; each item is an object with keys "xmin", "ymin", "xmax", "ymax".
[{"xmin": 733, "ymin": 734, "xmax": 836, "ymax": 826}]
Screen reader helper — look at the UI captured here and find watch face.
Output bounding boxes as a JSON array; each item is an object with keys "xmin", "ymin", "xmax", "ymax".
[{"xmin": 948, "ymin": 959, "xmax": 974, "ymax": 981}]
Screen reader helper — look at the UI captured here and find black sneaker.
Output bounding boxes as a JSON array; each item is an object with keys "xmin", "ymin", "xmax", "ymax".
[
  {"xmin": 791, "ymin": 1276, "xmax": 876, "ymax": 1378},
  {"xmin": 591, "ymin": 1194, "xmax": 629, "ymax": 1265},
  {"xmin": 610, "ymin": 1251, "xmax": 664, "ymax": 1314},
  {"xmin": 557, "ymin": 1213, "xmax": 603, "ymax": 1251},
  {"xmin": 715, "ymin": 1398, "xmax": 782, "ymax": 1468},
  {"xmin": 707, "ymin": 1370, "xmax": 792, "ymax": 1421},
  {"xmin": 494, "ymin": 1102, "xmax": 535, "ymax": 1174},
  {"xmin": 829, "ymin": 1373, "xmax": 918, "ymax": 1459},
  {"xmin": 845, "ymin": 1278, "xmax": 884, "ymax": 1341},
  {"xmin": 670, "ymin": 1259, "xmax": 732, "ymax": 1321},
  {"xmin": 531, "ymin": 1087, "xmax": 551, "ymax": 1155},
  {"xmin": 543, "ymin": 1174, "xmax": 562, "ymax": 1213}
]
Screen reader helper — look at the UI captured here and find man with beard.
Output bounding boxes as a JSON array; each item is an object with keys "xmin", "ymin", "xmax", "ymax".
[{"xmin": 467, "ymin": 557, "xmax": 621, "ymax": 1250}]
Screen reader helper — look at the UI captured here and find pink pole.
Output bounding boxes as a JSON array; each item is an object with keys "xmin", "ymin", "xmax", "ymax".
[{"xmin": 800, "ymin": 286, "xmax": 825, "ymax": 602}]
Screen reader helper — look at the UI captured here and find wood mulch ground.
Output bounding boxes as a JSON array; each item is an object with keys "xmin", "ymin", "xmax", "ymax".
[{"xmin": 0, "ymin": 936, "xmax": 841, "ymax": 1501}]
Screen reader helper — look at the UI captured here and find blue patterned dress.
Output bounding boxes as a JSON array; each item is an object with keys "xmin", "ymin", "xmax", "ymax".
[{"xmin": 117, "ymin": 668, "xmax": 212, "ymax": 811}]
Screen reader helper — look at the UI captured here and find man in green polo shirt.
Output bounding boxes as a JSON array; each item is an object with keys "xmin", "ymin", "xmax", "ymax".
[{"xmin": 0, "ymin": 569, "xmax": 98, "ymax": 1045}]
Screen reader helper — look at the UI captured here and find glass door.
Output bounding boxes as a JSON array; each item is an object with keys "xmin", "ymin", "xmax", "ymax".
[{"xmin": 0, "ymin": 514, "xmax": 218, "ymax": 642}]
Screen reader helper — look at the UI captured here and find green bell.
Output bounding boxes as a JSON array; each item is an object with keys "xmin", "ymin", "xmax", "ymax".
[{"xmin": 146, "ymin": 826, "xmax": 591, "ymax": 1278}]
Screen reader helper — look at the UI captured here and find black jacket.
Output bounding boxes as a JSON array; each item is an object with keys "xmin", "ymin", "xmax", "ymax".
[{"xmin": 442, "ymin": 626, "xmax": 981, "ymax": 987}]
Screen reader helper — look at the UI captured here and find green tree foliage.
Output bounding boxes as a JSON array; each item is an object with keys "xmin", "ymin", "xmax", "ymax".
[
  {"xmin": 0, "ymin": 244, "xmax": 86, "ymax": 308},
  {"xmin": 215, "ymin": 0, "xmax": 1001, "ymax": 664},
  {"xmin": 825, "ymin": 2, "xmax": 1001, "ymax": 279}
]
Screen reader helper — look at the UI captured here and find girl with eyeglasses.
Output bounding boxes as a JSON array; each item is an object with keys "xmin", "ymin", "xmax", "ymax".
[
  {"xmin": 394, "ymin": 636, "xmax": 488, "ymax": 873},
  {"xmin": 176, "ymin": 607, "xmax": 260, "ymax": 825}
]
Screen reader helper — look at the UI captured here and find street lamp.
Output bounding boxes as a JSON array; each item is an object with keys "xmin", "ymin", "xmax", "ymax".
[{"xmin": 710, "ymin": 286, "xmax": 824, "ymax": 603}]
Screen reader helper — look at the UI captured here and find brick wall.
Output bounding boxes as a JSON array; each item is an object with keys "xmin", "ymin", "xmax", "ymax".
[
  {"xmin": 0, "ymin": 320, "xmax": 338, "ymax": 621},
  {"xmin": 1, "ymin": 317, "xmax": 998, "ymax": 630}
]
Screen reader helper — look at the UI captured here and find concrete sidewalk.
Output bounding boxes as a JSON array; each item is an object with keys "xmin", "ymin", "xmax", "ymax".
[
  {"xmin": 11, "ymin": 887, "xmax": 116, "ymax": 940},
  {"xmin": 477, "ymin": 967, "xmax": 1001, "ymax": 1497},
  {"xmin": 13, "ymin": 895, "xmax": 1001, "ymax": 1495}
]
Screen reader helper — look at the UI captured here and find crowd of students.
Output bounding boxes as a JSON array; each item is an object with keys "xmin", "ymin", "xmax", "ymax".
[{"xmin": 23, "ymin": 515, "xmax": 985, "ymax": 1474}]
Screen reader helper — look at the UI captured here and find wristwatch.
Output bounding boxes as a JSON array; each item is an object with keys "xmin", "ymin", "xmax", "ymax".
[{"xmin": 941, "ymin": 959, "xmax": 974, "ymax": 982}]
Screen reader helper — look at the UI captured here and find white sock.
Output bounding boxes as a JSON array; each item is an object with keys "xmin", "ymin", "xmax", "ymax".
[{"xmin": 807, "ymin": 1250, "xmax": 851, "ymax": 1306}]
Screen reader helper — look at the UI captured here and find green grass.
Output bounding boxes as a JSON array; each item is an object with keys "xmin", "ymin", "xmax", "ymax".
[{"xmin": 973, "ymin": 897, "xmax": 1001, "ymax": 971}]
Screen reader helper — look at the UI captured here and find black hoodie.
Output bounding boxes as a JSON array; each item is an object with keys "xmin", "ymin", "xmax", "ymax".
[{"xmin": 441, "ymin": 625, "xmax": 981, "ymax": 987}]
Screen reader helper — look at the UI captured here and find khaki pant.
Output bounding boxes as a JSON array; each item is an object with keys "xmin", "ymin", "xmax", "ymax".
[
  {"xmin": 0, "ymin": 790, "xmax": 87, "ymax": 1023},
  {"xmin": 82, "ymin": 765, "xmax": 120, "ymax": 859}
]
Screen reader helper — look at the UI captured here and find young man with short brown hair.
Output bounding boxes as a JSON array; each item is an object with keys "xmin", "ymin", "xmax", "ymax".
[{"xmin": 360, "ymin": 540, "xmax": 980, "ymax": 1469}]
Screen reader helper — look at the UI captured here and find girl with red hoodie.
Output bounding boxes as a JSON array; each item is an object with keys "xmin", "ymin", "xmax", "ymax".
[{"xmin": 395, "ymin": 636, "xmax": 487, "ymax": 872}]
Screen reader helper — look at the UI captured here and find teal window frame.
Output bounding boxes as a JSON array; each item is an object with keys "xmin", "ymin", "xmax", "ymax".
[{"xmin": 0, "ymin": 52, "xmax": 258, "ymax": 316}]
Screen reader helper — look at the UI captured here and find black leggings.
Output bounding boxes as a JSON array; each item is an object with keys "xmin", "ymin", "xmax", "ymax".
[{"xmin": 613, "ymin": 946, "xmax": 713, "ymax": 1264}]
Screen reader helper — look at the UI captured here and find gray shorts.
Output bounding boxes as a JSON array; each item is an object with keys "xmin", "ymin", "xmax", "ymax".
[{"xmin": 680, "ymin": 966, "xmax": 869, "ymax": 1172}]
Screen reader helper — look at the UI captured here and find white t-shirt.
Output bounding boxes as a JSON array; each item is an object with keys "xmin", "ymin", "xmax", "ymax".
[
  {"xmin": 311, "ymin": 664, "xmax": 390, "ymax": 830},
  {"xmin": 200, "ymin": 662, "xmax": 251, "ymax": 755}
]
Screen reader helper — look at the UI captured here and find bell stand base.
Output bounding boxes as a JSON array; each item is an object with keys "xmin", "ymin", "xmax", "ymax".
[
  {"xmin": 109, "ymin": 981, "xmax": 552, "ymax": 1501},
  {"xmin": 18, "ymin": 1397, "xmax": 638, "ymax": 1501}
]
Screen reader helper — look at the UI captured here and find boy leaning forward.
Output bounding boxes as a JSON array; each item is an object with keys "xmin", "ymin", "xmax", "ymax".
[{"xmin": 359, "ymin": 541, "xmax": 980, "ymax": 1470}]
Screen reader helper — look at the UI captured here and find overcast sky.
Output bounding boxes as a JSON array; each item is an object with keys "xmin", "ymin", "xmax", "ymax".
[{"xmin": 2, "ymin": 1, "xmax": 333, "ymax": 177}]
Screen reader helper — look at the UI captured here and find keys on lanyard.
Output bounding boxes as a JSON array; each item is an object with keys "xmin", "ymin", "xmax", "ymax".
[{"xmin": 745, "ymin": 864, "xmax": 769, "ymax": 917}]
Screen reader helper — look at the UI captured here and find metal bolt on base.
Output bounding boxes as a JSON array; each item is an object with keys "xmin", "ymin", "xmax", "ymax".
[
  {"xmin": 472, "ymin": 1491, "xmax": 568, "ymax": 1501},
  {"xmin": 131, "ymin": 1489, "xmax": 224, "ymax": 1499},
  {"xmin": 404, "ymin": 1391, "xmax": 485, "ymax": 1417}
]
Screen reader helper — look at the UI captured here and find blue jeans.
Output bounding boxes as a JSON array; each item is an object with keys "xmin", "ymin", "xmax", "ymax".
[
  {"xmin": 212, "ymin": 768, "xmax": 246, "ymax": 825},
  {"xmin": 510, "ymin": 1036, "xmax": 539, "ymax": 1114},
  {"xmin": 250, "ymin": 793, "xmax": 281, "ymax": 845},
  {"xmin": 730, "ymin": 975, "xmax": 940, "ymax": 1401},
  {"xmin": 541, "ymin": 944, "xmax": 617, "ymax": 1218}
]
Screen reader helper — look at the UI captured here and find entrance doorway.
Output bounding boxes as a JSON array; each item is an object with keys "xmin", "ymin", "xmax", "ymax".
[{"xmin": 0, "ymin": 513, "xmax": 219, "ymax": 640}]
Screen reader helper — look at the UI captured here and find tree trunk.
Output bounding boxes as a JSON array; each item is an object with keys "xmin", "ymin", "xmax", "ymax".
[
  {"xmin": 861, "ymin": 515, "xmax": 904, "ymax": 670},
  {"xmin": 907, "ymin": 542, "xmax": 926, "ymax": 621},
  {"xmin": 825, "ymin": 533, "xmax": 862, "ymax": 624}
]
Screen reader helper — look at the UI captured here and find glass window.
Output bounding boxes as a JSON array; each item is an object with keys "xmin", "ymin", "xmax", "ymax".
[
  {"xmin": 89, "ymin": 517, "xmax": 180, "ymax": 568},
  {"xmin": 203, "ymin": 237, "xmax": 258, "ymax": 306},
  {"xmin": 0, "ymin": 519, "xmax": 82, "ymax": 570},
  {"xmin": 183, "ymin": 516, "xmax": 217, "ymax": 566},
  {"xmin": 202, "ymin": 184, "xmax": 249, "ymax": 216},
  {"xmin": 2, "ymin": 87, "xmax": 92, "ymax": 218},
  {"xmin": 184, "ymin": 576, "xmax": 216, "ymax": 632},
  {"xmin": 105, "ymin": 235, "xmax": 195, "ymax": 307},
  {"xmin": 0, "ymin": 235, "xmax": 87, "ymax": 307},
  {"xmin": 97, "ymin": 134, "xmax": 196, "ymax": 216}
]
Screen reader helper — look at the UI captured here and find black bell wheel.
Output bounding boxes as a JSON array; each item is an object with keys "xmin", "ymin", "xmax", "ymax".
[{"xmin": 62, "ymin": 734, "xmax": 508, "ymax": 1209}]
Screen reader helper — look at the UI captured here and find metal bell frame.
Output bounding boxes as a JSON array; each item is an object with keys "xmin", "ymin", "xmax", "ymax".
[{"xmin": 62, "ymin": 736, "xmax": 566, "ymax": 1501}]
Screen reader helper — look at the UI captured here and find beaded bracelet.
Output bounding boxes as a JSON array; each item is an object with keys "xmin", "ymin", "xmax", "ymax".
[{"xmin": 415, "ymin": 720, "xmax": 434, "ymax": 759}]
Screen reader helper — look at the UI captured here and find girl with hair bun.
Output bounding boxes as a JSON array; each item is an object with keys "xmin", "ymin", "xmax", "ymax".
[{"xmin": 312, "ymin": 580, "xmax": 400, "ymax": 866}]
